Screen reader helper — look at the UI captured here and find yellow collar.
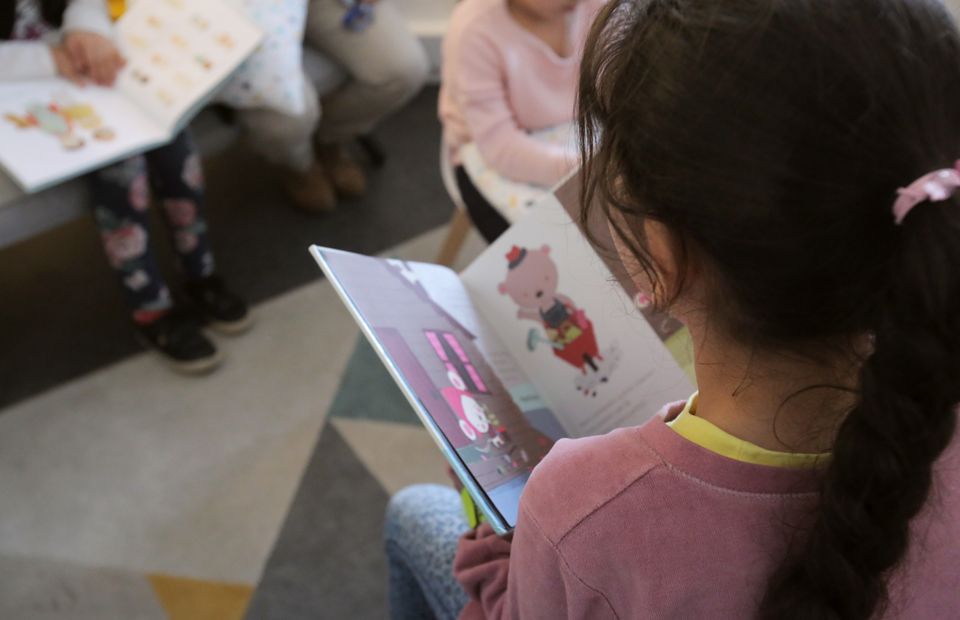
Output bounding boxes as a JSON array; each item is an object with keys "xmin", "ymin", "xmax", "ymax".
[{"xmin": 666, "ymin": 393, "xmax": 829, "ymax": 468}]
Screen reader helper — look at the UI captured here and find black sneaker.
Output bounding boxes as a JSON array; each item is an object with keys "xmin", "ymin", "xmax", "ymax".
[
  {"xmin": 138, "ymin": 310, "xmax": 222, "ymax": 374},
  {"xmin": 184, "ymin": 275, "xmax": 253, "ymax": 335}
]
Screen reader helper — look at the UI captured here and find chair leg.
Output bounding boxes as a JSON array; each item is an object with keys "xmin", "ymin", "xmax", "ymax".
[{"xmin": 435, "ymin": 208, "xmax": 473, "ymax": 268}]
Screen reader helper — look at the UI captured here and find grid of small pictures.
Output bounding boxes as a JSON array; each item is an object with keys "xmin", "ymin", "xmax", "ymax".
[{"xmin": 116, "ymin": 0, "xmax": 259, "ymax": 123}]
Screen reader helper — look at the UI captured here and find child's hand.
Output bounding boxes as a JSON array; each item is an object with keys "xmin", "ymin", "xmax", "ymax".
[
  {"xmin": 50, "ymin": 45, "xmax": 85, "ymax": 86},
  {"xmin": 63, "ymin": 31, "xmax": 126, "ymax": 87}
]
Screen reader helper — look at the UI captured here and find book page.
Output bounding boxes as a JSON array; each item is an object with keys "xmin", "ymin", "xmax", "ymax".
[
  {"xmin": 315, "ymin": 249, "xmax": 557, "ymax": 526},
  {"xmin": 114, "ymin": 0, "xmax": 262, "ymax": 132},
  {"xmin": 0, "ymin": 79, "xmax": 168, "ymax": 193},
  {"xmin": 460, "ymin": 193, "xmax": 695, "ymax": 439}
]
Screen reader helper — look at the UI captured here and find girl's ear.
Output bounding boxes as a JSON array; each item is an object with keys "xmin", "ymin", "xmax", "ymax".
[
  {"xmin": 642, "ymin": 219, "xmax": 683, "ymax": 304},
  {"xmin": 608, "ymin": 213, "xmax": 693, "ymax": 310}
]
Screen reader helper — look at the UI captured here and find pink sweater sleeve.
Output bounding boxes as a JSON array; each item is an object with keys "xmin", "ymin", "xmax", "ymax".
[
  {"xmin": 454, "ymin": 30, "xmax": 575, "ymax": 188},
  {"xmin": 454, "ymin": 512, "xmax": 618, "ymax": 620}
]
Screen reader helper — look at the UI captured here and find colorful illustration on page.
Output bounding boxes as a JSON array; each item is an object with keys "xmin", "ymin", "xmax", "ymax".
[
  {"xmin": 499, "ymin": 245, "xmax": 621, "ymax": 397},
  {"xmin": 4, "ymin": 91, "xmax": 116, "ymax": 150},
  {"xmin": 373, "ymin": 258, "xmax": 552, "ymax": 487}
]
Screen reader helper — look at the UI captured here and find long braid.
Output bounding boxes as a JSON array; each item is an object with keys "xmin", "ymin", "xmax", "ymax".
[{"xmin": 760, "ymin": 200, "xmax": 960, "ymax": 619}]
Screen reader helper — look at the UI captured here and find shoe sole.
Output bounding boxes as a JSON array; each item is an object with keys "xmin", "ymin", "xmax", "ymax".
[
  {"xmin": 207, "ymin": 313, "xmax": 255, "ymax": 336},
  {"xmin": 136, "ymin": 334, "xmax": 224, "ymax": 375}
]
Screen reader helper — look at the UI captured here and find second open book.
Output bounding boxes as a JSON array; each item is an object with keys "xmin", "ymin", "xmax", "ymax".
[
  {"xmin": 0, "ymin": 0, "xmax": 262, "ymax": 193},
  {"xmin": 310, "ymin": 175, "xmax": 697, "ymax": 533}
]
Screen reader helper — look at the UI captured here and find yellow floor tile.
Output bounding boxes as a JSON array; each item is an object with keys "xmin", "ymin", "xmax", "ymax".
[{"xmin": 148, "ymin": 574, "xmax": 253, "ymax": 620}]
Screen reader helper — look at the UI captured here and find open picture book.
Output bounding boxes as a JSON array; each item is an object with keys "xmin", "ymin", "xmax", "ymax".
[
  {"xmin": 310, "ymin": 174, "xmax": 698, "ymax": 534},
  {"xmin": 0, "ymin": 0, "xmax": 262, "ymax": 193}
]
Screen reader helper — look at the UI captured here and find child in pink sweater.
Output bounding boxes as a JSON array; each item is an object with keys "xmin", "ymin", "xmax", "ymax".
[
  {"xmin": 387, "ymin": 0, "xmax": 960, "ymax": 618},
  {"xmin": 438, "ymin": 0, "xmax": 604, "ymax": 241}
]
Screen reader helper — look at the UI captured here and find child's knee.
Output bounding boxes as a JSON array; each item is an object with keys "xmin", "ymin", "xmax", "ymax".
[{"xmin": 386, "ymin": 484, "xmax": 448, "ymax": 526}]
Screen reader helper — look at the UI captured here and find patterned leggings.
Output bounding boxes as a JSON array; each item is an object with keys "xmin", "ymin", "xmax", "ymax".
[
  {"xmin": 384, "ymin": 485, "xmax": 471, "ymax": 620},
  {"xmin": 90, "ymin": 131, "xmax": 214, "ymax": 324}
]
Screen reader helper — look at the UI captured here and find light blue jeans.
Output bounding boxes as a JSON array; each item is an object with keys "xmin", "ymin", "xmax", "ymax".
[{"xmin": 384, "ymin": 485, "xmax": 471, "ymax": 620}]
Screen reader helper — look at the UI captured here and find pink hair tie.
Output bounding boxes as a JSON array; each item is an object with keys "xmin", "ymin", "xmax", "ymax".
[{"xmin": 893, "ymin": 160, "xmax": 960, "ymax": 225}]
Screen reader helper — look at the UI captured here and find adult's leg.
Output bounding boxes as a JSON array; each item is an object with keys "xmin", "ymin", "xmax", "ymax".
[
  {"xmin": 235, "ymin": 79, "xmax": 321, "ymax": 172},
  {"xmin": 304, "ymin": 0, "xmax": 430, "ymax": 141},
  {"xmin": 384, "ymin": 485, "xmax": 471, "ymax": 620},
  {"xmin": 454, "ymin": 166, "xmax": 510, "ymax": 243},
  {"xmin": 234, "ymin": 80, "xmax": 336, "ymax": 212}
]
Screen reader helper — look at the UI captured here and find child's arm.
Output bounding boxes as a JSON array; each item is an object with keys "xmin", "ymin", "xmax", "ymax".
[
  {"xmin": 454, "ymin": 512, "xmax": 616, "ymax": 620},
  {"xmin": 0, "ymin": 41, "xmax": 58, "ymax": 80},
  {"xmin": 0, "ymin": 42, "xmax": 84, "ymax": 83},
  {"xmin": 62, "ymin": 0, "xmax": 116, "ymax": 40},
  {"xmin": 0, "ymin": 0, "xmax": 114, "ymax": 83},
  {"xmin": 455, "ymin": 31, "xmax": 576, "ymax": 189}
]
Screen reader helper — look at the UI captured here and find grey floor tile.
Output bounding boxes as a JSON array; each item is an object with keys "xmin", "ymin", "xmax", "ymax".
[
  {"xmin": 0, "ymin": 278, "xmax": 358, "ymax": 584},
  {"xmin": 327, "ymin": 336, "xmax": 422, "ymax": 426},
  {"xmin": 0, "ymin": 554, "xmax": 166, "ymax": 620},
  {"xmin": 244, "ymin": 424, "xmax": 390, "ymax": 620}
]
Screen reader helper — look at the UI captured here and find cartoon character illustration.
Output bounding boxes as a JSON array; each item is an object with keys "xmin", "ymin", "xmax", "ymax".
[
  {"xmin": 4, "ymin": 93, "xmax": 113, "ymax": 151},
  {"xmin": 499, "ymin": 245, "xmax": 620, "ymax": 395},
  {"xmin": 438, "ymin": 369, "xmax": 535, "ymax": 473},
  {"xmin": 215, "ymin": 33, "xmax": 235, "ymax": 49},
  {"xmin": 131, "ymin": 69, "xmax": 150, "ymax": 84},
  {"xmin": 94, "ymin": 127, "xmax": 116, "ymax": 141},
  {"xmin": 170, "ymin": 34, "xmax": 189, "ymax": 49},
  {"xmin": 62, "ymin": 102, "xmax": 102, "ymax": 129},
  {"xmin": 173, "ymin": 72, "xmax": 194, "ymax": 89},
  {"xmin": 126, "ymin": 34, "xmax": 149, "ymax": 49},
  {"xmin": 441, "ymin": 370, "xmax": 495, "ymax": 442},
  {"xmin": 194, "ymin": 55, "xmax": 213, "ymax": 70},
  {"xmin": 155, "ymin": 88, "xmax": 174, "ymax": 106}
]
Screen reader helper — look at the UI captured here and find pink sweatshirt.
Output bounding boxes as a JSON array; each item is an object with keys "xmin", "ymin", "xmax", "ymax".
[
  {"xmin": 454, "ymin": 401, "xmax": 960, "ymax": 619},
  {"xmin": 438, "ymin": 0, "xmax": 605, "ymax": 188}
]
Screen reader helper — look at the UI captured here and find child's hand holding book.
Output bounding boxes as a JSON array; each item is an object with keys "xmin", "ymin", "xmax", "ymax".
[{"xmin": 60, "ymin": 31, "xmax": 126, "ymax": 87}]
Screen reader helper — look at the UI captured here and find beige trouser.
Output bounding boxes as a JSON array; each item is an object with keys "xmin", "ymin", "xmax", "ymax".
[{"xmin": 236, "ymin": 0, "xmax": 430, "ymax": 172}]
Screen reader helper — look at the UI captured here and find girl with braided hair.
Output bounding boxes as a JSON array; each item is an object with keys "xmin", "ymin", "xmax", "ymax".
[{"xmin": 383, "ymin": 0, "xmax": 960, "ymax": 617}]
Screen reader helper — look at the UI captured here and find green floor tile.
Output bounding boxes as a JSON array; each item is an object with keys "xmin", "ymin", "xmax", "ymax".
[{"xmin": 327, "ymin": 337, "xmax": 422, "ymax": 426}]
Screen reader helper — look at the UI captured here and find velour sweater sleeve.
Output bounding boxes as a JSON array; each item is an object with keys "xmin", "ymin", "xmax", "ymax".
[
  {"xmin": 454, "ymin": 511, "xmax": 618, "ymax": 620},
  {"xmin": 0, "ymin": 41, "xmax": 57, "ymax": 80},
  {"xmin": 454, "ymin": 30, "xmax": 575, "ymax": 188},
  {"xmin": 62, "ymin": 0, "xmax": 115, "ymax": 38}
]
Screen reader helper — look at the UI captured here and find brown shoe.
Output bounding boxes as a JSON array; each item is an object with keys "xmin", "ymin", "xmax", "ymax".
[
  {"xmin": 277, "ymin": 162, "xmax": 337, "ymax": 213},
  {"xmin": 316, "ymin": 141, "xmax": 367, "ymax": 198}
]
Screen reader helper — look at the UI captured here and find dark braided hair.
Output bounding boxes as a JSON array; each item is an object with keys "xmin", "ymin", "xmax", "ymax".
[{"xmin": 577, "ymin": 0, "xmax": 960, "ymax": 617}]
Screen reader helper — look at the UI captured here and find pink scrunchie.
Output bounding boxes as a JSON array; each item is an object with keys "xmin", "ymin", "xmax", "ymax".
[{"xmin": 893, "ymin": 160, "xmax": 960, "ymax": 225}]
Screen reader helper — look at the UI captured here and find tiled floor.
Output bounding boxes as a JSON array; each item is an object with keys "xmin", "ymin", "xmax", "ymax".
[{"xmin": 0, "ymin": 223, "xmax": 486, "ymax": 620}]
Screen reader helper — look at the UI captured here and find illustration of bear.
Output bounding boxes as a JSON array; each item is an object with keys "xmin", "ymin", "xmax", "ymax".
[{"xmin": 498, "ymin": 245, "xmax": 620, "ymax": 395}]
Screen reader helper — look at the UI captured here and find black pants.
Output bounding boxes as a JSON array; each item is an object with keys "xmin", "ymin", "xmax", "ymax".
[
  {"xmin": 454, "ymin": 165, "xmax": 510, "ymax": 243},
  {"xmin": 89, "ymin": 131, "xmax": 214, "ymax": 324}
]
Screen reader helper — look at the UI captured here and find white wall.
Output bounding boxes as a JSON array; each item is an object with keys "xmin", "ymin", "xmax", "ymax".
[{"xmin": 393, "ymin": 0, "xmax": 457, "ymax": 82}]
